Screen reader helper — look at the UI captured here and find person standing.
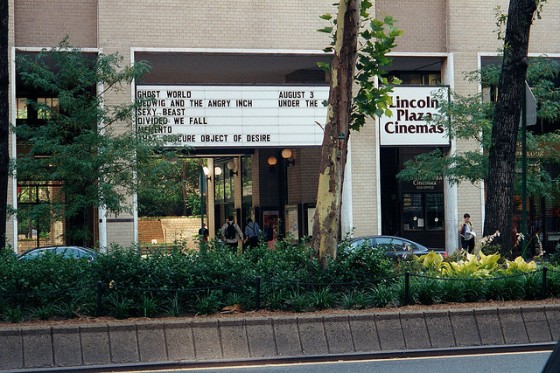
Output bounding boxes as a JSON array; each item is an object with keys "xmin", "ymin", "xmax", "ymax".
[
  {"xmin": 459, "ymin": 213, "xmax": 476, "ymax": 253},
  {"xmin": 244, "ymin": 217, "xmax": 261, "ymax": 250},
  {"xmin": 198, "ymin": 222, "xmax": 209, "ymax": 242},
  {"xmin": 221, "ymin": 216, "xmax": 243, "ymax": 252}
]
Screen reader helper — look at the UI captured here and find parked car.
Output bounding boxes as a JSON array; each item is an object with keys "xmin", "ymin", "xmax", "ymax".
[
  {"xmin": 340, "ymin": 235, "xmax": 445, "ymax": 259},
  {"xmin": 17, "ymin": 246, "xmax": 98, "ymax": 261}
]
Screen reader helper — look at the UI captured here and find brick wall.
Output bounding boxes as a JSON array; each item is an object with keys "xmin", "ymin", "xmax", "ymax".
[
  {"xmin": 377, "ymin": 0, "xmax": 447, "ymax": 53},
  {"xmin": 14, "ymin": 0, "xmax": 97, "ymax": 47}
]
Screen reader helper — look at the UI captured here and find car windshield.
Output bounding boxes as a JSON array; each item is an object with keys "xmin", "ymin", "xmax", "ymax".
[
  {"xmin": 19, "ymin": 246, "xmax": 97, "ymax": 261},
  {"xmin": 375, "ymin": 237, "xmax": 406, "ymax": 252}
]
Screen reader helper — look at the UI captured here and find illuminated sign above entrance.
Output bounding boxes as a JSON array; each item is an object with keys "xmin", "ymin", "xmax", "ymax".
[
  {"xmin": 378, "ymin": 86, "xmax": 450, "ymax": 146},
  {"xmin": 136, "ymin": 85, "xmax": 329, "ymax": 147}
]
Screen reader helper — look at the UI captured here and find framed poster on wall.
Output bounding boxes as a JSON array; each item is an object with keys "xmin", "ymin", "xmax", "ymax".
[
  {"xmin": 285, "ymin": 205, "xmax": 299, "ymax": 240},
  {"xmin": 262, "ymin": 210, "xmax": 279, "ymax": 241},
  {"xmin": 307, "ymin": 206, "xmax": 316, "ymax": 237}
]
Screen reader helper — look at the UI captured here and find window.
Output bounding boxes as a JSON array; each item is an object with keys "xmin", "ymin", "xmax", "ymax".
[
  {"xmin": 403, "ymin": 192, "xmax": 444, "ymax": 231},
  {"xmin": 390, "ymin": 72, "xmax": 441, "ymax": 85},
  {"xmin": 37, "ymin": 97, "xmax": 60, "ymax": 119},
  {"xmin": 17, "ymin": 182, "xmax": 65, "ymax": 251},
  {"xmin": 16, "ymin": 97, "xmax": 59, "ymax": 121},
  {"xmin": 426, "ymin": 193, "xmax": 444, "ymax": 230},
  {"xmin": 17, "ymin": 98, "xmax": 28, "ymax": 119},
  {"xmin": 403, "ymin": 193, "xmax": 424, "ymax": 231}
]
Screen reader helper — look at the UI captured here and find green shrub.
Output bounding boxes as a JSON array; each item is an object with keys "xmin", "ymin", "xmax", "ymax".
[
  {"xmin": 1, "ymin": 240, "xmax": 555, "ymax": 322},
  {"xmin": 31, "ymin": 304, "xmax": 56, "ymax": 320},
  {"xmin": 195, "ymin": 290, "xmax": 222, "ymax": 315},
  {"xmin": 286, "ymin": 291, "xmax": 310, "ymax": 313},
  {"xmin": 461, "ymin": 278, "xmax": 487, "ymax": 303},
  {"xmin": 309, "ymin": 287, "xmax": 337, "ymax": 310},
  {"xmin": 106, "ymin": 293, "xmax": 134, "ymax": 319},
  {"xmin": 4, "ymin": 306, "xmax": 24, "ymax": 323},
  {"xmin": 140, "ymin": 295, "xmax": 160, "ymax": 317},
  {"xmin": 485, "ymin": 276, "xmax": 526, "ymax": 301},
  {"xmin": 164, "ymin": 293, "xmax": 182, "ymax": 317},
  {"xmin": 547, "ymin": 268, "xmax": 560, "ymax": 297},
  {"xmin": 367, "ymin": 284, "xmax": 398, "ymax": 308},
  {"xmin": 523, "ymin": 271, "xmax": 544, "ymax": 300},
  {"xmin": 414, "ymin": 277, "xmax": 443, "ymax": 305},
  {"xmin": 440, "ymin": 279, "xmax": 465, "ymax": 303},
  {"xmin": 341, "ymin": 291, "xmax": 368, "ymax": 310}
]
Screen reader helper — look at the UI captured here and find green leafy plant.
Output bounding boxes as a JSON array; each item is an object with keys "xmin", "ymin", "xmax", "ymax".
[
  {"xmin": 141, "ymin": 295, "xmax": 160, "ymax": 318},
  {"xmin": 106, "ymin": 293, "xmax": 134, "ymax": 319},
  {"xmin": 164, "ymin": 293, "xmax": 182, "ymax": 317},
  {"xmin": 440, "ymin": 279, "xmax": 466, "ymax": 303},
  {"xmin": 286, "ymin": 291, "xmax": 310, "ymax": 313},
  {"xmin": 341, "ymin": 291, "xmax": 368, "ymax": 310},
  {"xmin": 195, "ymin": 290, "xmax": 222, "ymax": 315},
  {"xmin": 309, "ymin": 287, "xmax": 337, "ymax": 310},
  {"xmin": 414, "ymin": 277, "xmax": 443, "ymax": 305},
  {"xmin": 4, "ymin": 306, "xmax": 24, "ymax": 323},
  {"xmin": 30, "ymin": 304, "xmax": 56, "ymax": 320},
  {"xmin": 367, "ymin": 284, "xmax": 398, "ymax": 308}
]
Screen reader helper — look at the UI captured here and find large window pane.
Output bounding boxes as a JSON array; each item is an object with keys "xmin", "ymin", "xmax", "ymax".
[{"xmin": 426, "ymin": 193, "xmax": 444, "ymax": 230}]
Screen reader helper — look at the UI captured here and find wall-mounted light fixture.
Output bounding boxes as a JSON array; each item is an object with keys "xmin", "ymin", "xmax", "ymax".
[
  {"xmin": 227, "ymin": 160, "xmax": 238, "ymax": 176},
  {"xmin": 281, "ymin": 148, "xmax": 295, "ymax": 167},
  {"xmin": 203, "ymin": 166, "xmax": 211, "ymax": 181},
  {"xmin": 205, "ymin": 166, "xmax": 222, "ymax": 181},
  {"xmin": 267, "ymin": 156, "xmax": 278, "ymax": 166}
]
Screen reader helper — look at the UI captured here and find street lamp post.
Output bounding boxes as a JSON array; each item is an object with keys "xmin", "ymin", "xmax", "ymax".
[
  {"xmin": 521, "ymin": 81, "xmax": 537, "ymax": 258},
  {"xmin": 199, "ymin": 164, "xmax": 208, "ymax": 244}
]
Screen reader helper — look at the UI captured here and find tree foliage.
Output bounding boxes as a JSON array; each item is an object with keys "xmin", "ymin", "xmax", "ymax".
[
  {"xmin": 399, "ymin": 57, "xmax": 560, "ymax": 195},
  {"xmin": 137, "ymin": 157, "xmax": 202, "ymax": 217},
  {"xmin": 14, "ymin": 40, "xmax": 187, "ymax": 245}
]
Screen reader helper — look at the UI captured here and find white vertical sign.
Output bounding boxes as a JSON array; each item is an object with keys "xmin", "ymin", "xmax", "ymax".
[{"xmin": 378, "ymin": 86, "xmax": 450, "ymax": 146}]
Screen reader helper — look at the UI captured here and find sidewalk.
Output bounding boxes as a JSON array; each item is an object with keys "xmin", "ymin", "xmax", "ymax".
[{"xmin": 1, "ymin": 303, "xmax": 559, "ymax": 372}]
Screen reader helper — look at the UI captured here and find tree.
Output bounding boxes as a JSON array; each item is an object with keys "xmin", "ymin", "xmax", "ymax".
[
  {"xmin": 398, "ymin": 4, "xmax": 557, "ymax": 256},
  {"xmin": 398, "ymin": 58, "xmax": 560, "ymax": 187},
  {"xmin": 311, "ymin": 0, "xmax": 400, "ymax": 265},
  {"xmin": 14, "ymin": 40, "xmax": 182, "ymax": 246},
  {"xmin": 0, "ymin": 0, "xmax": 9, "ymax": 249},
  {"xmin": 398, "ymin": 59, "xmax": 560, "ymax": 255},
  {"xmin": 484, "ymin": 0, "xmax": 546, "ymax": 253},
  {"xmin": 137, "ymin": 157, "xmax": 201, "ymax": 217}
]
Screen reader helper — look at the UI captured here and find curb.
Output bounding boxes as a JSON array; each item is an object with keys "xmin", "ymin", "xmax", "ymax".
[{"xmin": 1, "ymin": 304, "xmax": 559, "ymax": 371}]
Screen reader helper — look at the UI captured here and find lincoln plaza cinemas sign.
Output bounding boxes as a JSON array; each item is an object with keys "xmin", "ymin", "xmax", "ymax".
[
  {"xmin": 135, "ymin": 85, "xmax": 329, "ymax": 147},
  {"xmin": 378, "ymin": 86, "xmax": 450, "ymax": 146}
]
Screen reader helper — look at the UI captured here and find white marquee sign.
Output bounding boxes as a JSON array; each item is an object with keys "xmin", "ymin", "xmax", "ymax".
[
  {"xmin": 136, "ymin": 85, "xmax": 329, "ymax": 148},
  {"xmin": 378, "ymin": 86, "xmax": 450, "ymax": 146}
]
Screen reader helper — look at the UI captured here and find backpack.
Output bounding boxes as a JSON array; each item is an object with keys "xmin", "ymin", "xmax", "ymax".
[
  {"xmin": 225, "ymin": 222, "xmax": 237, "ymax": 240},
  {"xmin": 264, "ymin": 226, "xmax": 273, "ymax": 241}
]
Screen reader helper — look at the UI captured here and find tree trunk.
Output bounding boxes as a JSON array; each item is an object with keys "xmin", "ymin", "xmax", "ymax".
[
  {"xmin": 484, "ymin": 0, "xmax": 537, "ymax": 256},
  {"xmin": 0, "ymin": 0, "xmax": 9, "ymax": 250},
  {"xmin": 311, "ymin": 0, "xmax": 360, "ymax": 266}
]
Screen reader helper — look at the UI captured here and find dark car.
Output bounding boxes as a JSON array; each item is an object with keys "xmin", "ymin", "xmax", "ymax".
[
  {"xmin": 17, "ymin": 246, "xmax": 98, "ymax": 261},
  {"xmin": 341, "ymin": 235, "xmax": 444, "ymax": 259}
]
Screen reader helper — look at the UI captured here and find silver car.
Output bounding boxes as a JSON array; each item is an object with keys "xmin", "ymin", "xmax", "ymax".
[{"xmin": 342, "ymin": 235, "xmax": 441, "ymax": 259}]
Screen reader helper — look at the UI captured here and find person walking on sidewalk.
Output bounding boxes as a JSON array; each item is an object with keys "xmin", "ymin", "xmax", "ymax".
[
  {"xmin": 244, "ymin": 217, "xmax": 261, "ymax": 250},
  {"xmin": 459, "ymin": 213, "xmax": 476, "ymax": 253},
  {"xmin": 221, "ymin": 216, "xmax": 244, "ymax": 252}
]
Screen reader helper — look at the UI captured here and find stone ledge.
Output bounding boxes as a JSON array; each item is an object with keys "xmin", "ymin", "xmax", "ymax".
[{"xmin": 0, "ymin": 305, "xmax": 558, "ymax": 371}]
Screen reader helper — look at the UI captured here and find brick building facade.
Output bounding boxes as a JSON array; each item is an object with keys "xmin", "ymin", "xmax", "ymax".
[{"xmin": 5, "ymin": 0, "xmax": 560, "ymax": 253}]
